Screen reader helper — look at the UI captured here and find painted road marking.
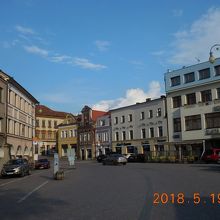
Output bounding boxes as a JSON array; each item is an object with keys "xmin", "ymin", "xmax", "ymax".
[{"xmin": 17, "ymin": 181, "xmax": 49, "ymax": 203}]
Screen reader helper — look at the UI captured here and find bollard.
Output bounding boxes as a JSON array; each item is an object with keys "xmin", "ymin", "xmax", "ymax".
[{"xmin": 54, "ymin": 171, "xmax": 64, "ymax": 180}]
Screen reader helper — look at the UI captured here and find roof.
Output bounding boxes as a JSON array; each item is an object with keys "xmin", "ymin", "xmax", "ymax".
[
  {"xmin": 36, "ymin": 105, "xmax": 69, "ymax": 118},
  {"xmin": 92, "ymin": 110, "xmax": 107, "ymax": 121},
  {"xmin": 0, "ymin": 69, "xmax": 39, "ymax": 104}
]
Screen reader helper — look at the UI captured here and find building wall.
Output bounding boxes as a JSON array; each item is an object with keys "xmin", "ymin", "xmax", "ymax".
[
  {"xmin": 165, "ymin": 58, "xmax": 220, "ymax": 159},
  {"xmin": 36, "ymin": 116, "xmax": 64, "ymax": 154},
  {"xmin": 0, "ymin": 76, "xmax": 8, "ymax": 170},
  {"xmin": 6, "ymin": 83, "xmax": 36, "ymax": 159},
  {"xmin": 96, "ymin": 114, "xmax": 112, "ymax": 155},
  {"xmin": 58, "ymin": 124, "xmax": 78, "ymax": 157},
  {"xmin": 111, "ymin": 97, "xmax": 168, "ymax": 155}
]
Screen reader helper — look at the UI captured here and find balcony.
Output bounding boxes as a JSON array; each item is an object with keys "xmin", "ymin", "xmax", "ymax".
[{"xmin": 205, "ymin": 128, "xmax": 220, "ymax": 135}]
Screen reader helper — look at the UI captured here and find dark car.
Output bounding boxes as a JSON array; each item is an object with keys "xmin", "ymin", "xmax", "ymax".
[
  {"xmin": 202, "ymin": 148, "xmax": 220, "ymax": 163},
  {"xmin": 1, "ymin": 158, "xmax": 31, "ymax": 177},
  {"xmin": 102, "ymin": 154, "xmax": 127, "ymax": 165},
  {"xmin": 128, "ymin": 154, "xmax": 146, "ymax": 163},
  {"xmin": 35, "ymin": 159, "xmax": 50, "ymax": 169},
  {"xmin": 96, "ymin": 154, "xmax": 107, "ymax": 163}
]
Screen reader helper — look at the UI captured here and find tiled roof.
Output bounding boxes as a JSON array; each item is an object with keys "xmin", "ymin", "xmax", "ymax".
[
  {"xmin": 36, "ymin": 105, "xmax": 69, "ymax": 118},
  {"xmin": 92, "ymin": 110, "xmax": 107, "ymax": 121}
]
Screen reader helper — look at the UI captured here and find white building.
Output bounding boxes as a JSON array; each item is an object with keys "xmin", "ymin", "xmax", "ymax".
[{"xmin": 165, "ymin": 58, "xmax": 220, "ymax": 161}]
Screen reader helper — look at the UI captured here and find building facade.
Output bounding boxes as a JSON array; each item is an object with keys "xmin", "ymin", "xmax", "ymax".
[
  {"xmin": 95, "ymin": 113, "xmax": 112, "ymax": 155},
  {"xmin": 165, "ymin": 58, "xmax": 220, "ymax": 161},
  {"xmin": 110, "ymin": 96, "xmax": 168, "ymax": 157},
  {"xmin": 35, "ymin": 105, "xmax": 68, "ymax": 155},
  {"xmin": 0, "ymin": 72, "xmax": 8, "ymax": 170},
  {"xmin": 57, "ymin": 114, "xmax": 78, "ymax": 157},
  {"xmin": 78, "ymin": 106, "xmax": 106, "ymax": 160},
  {"xmin": 0, "ymin": 70, "xmax": 39, "ymax": 161}
]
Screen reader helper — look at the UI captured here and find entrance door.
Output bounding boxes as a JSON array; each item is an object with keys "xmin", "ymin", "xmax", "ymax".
[{"xmin": 81, "ymin": 149, "xmax": 85, "ymax": 160}]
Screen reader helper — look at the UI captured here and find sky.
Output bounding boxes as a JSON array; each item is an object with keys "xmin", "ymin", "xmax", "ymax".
[{"xmin": 1, "ymin": 0, "xmax": 220, "ymax": 114}]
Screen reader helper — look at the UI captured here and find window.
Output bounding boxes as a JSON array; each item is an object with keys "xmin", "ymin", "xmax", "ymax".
[
  {"xmin": 217, "ymin": 88, "xmax": 220, "ymax": 99},
  {"xmin": 100, "ymin": 120, "xmax": 105, "ymax": 126},
  {"xmin": 158, "ymin": 126, "xmax": 163, "ymax": 137},
  {"xmin": 115, "ymin": 132, "xmax": 119, "ymax": 141},
  {"xmin": 121, "ymin": 116, "xmax": 125, "ymax": 123},
  {"xmin": 129, "ymin": 130, "xmax": 133, "ymax": 140},
  {"xmin": 185, "ymin": 115, "xmax": 201, "ymax": 131},
  {"xmin": 36, "ymin": 119, "xmax": 39, "ymax": 127},
  {"xmin": 173, "ymin": 118, "xmax": 181, "ymax": 132},
  {"xmin": 172, "ymin": 96, "xmax": 182, "ymax": 108},
  {"xmin": 149, "ymin": 110, "xmax": 153, "ymax": 118},
  {"xmin": 186, "ymin": 93, "xmax": 196, "ymax": 105},
  {"xmin": 69, "ymin": 130, "xmax": 73, "ymax": 137},
  {"xmin": 141, "ymin": 128, "xmax": 146, "ymax": 139},
  {"xmin": 122, "ymin": 131, "xmax": 126, "ymax": 140},
  {"xmin": 140, "ymin": 112, "xmax": 145, "ymax": 120},
  {"xmin": 171, "ymin": 76, "xmax": 180, "ymax": 86},
  {"xmin": 149, "ymin": 127, "xmax": 154, "ymax": 138},
  {"xmin": 42, "ymin": 120, "xmax": 45, "ymax": 128},
  {"xmin": 48, "ymin": 120, "xmax": 51, "ymax": 128},
  {"xmin": 201, "ymin": 90, "xmax": 212, "ymax": 102},
  {"xmin": 127, "ymin": 146, "xmax": 135, "ymax": 154},
  {"xmin": 214, "ymin": 65, "xmax": 220, "ymax": 76},
  {"xmin": 21, "ymin": 124, "xmax": 25, "ymax": 136},
  {"xmin": 114, "ymin": 117, "xmax": 118, "ymax": 124},
  {"xmin": 0, "ymin": 87, "xmax": 3, "ymax": 103},
  {"xmin": 128, "ymin": 114, "xmax": 132, "ymax": 122},
  {"xmin": 54, "ymin": 121, "xmax": 57, "ymax": 128},
  {"xmin": 157, "ymin": 108, "xmax": 162, "ymax": 117},
  {"xmin": 199, "ymin": 68, "xmax": 210, "ymax": 80},
  {"xmin": 205, "ymin": 113, "xmax": 220, "ymax": 129},
  {"xmin": 184, "ymin": 72, "xmax": 195, "ymax": 83},
  {"xmin": 0, "ymin": 118, "xmax": 2, "ymax": 132}
]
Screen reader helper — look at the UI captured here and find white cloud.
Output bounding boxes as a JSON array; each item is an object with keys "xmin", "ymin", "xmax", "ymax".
[
  {"xmin": 92, "ymin": 81, "xmax": 162, "ymax": 111},
  {"xmin": 23, "ymin": 45, "xmax": 49, "ymax": 57},
  {"xmin": 15, "ymin": 25, "xmax": 35, "ymax": 35},
  {"xmin": 95, "ymin": 40, "xmax": 110, "ymax": 51},
  {"xmin": 73, "ymin": 57, "xmax": 107, "ymax": 70},
  {"xmin": 172, "ymin": 9, "xmax": 183, "ymax": 17},
  {"xmin": 169, "ymin": 7, "xmax": 220, "ymax": 65},
  {"xmin": 50, "ymin": 55, "xmax": 71, "ymax": 63}
]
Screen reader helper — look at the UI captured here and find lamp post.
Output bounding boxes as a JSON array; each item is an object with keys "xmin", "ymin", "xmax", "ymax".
[{"xmin": 209, "ymin": 44, "xmax": 220, "ymax": 63}]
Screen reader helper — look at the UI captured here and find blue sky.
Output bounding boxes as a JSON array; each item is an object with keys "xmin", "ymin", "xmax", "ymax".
[{"xmin": 1, "ymin": 0, "xmax": 220, "ymax": 113}]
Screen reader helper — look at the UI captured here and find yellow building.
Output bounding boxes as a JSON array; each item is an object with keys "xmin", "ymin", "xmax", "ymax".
[
  {"xmin": 57, "ymin": 114, "xmax": 78, "ymax": 157},
  {"xmin": 35, "ymin": 105, "xmax": 68, "ymax": 155}
]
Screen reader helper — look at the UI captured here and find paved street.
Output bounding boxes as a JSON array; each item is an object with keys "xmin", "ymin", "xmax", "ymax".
[{"xmin": 0, "ymin": 160, "xmax": 220, "ymax": 220}]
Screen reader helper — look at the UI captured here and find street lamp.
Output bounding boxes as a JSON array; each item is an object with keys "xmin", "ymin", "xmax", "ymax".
[{"xmin": 209, "ymin": 44, "xmax": 220, "ymax": 63}]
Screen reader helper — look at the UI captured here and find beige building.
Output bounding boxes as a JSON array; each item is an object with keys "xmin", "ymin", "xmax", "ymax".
[
  {"xmin": 0, "ymin": 72, "xmax": 8, "ymax": 170},
  {"xmin": 0, "ymin": 70, "xmax": 39, "ymax": 161},
  {"xmin": 35, "ymin": 105, "xmax": 68, "ymax": 155},
  {"xmin": 57, "ymin": 114, "xmax": 78, "ymax": 157}
]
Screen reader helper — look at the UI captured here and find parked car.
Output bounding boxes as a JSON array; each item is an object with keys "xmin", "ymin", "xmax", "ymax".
[
  {"xmin": 128, "ymin": 154, "xmax": 146, "ymax": 162},
  {"xmin": 1, "ymin": 158, "xmax": 31, "ymax": 177},
  {"xmin": 96, "ymin": 154, "xmax": 107, "ymax": 163},
  {"xmin": 35, "ymin": 158, "xmax": 50, "ymax": 169},
  {"xmin": 102, "ymin": 154, "xmax": 127, "ymax": 165},
  {"xmin": 202, "ymin": 148, "xmax": 220, "ymax": 163},
  {"xmin": 123, "ymin": 153, "xmax": 134, "ymax": 159}
]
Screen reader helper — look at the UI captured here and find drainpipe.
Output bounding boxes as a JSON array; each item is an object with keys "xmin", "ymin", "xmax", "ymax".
[{"xmin": 200, "ymin": 140, "xmax": 206, "ymax": 160}]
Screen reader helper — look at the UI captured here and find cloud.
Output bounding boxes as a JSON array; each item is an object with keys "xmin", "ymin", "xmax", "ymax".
[
  {"xmin": 15, "ymin": 25, "xmax": 35, "ymax": 35},
  {"xmin": 169, "ymin": 7, "xmax": 220, "ymax": 65},
  {"xmin": 92, "ymin": 81, "xmax": 162, "ymax": 111},
  {"xmin": 50, "ymin": 55, "xmax": 71, "ymax": 63},
  {"xmin": 172, "ymin": 9, "xmax": 183, "ymax": 17},
  {"xmin": 23, "ymin": 45, "xmax": 49, "ymax": 57},
  {"xmin": 95, "ymin": 40, "xmax": 110, "ymax": 51},
  {"xmin": 73, "ymin": 57, "xmax": 107, "ymax": 70}
]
